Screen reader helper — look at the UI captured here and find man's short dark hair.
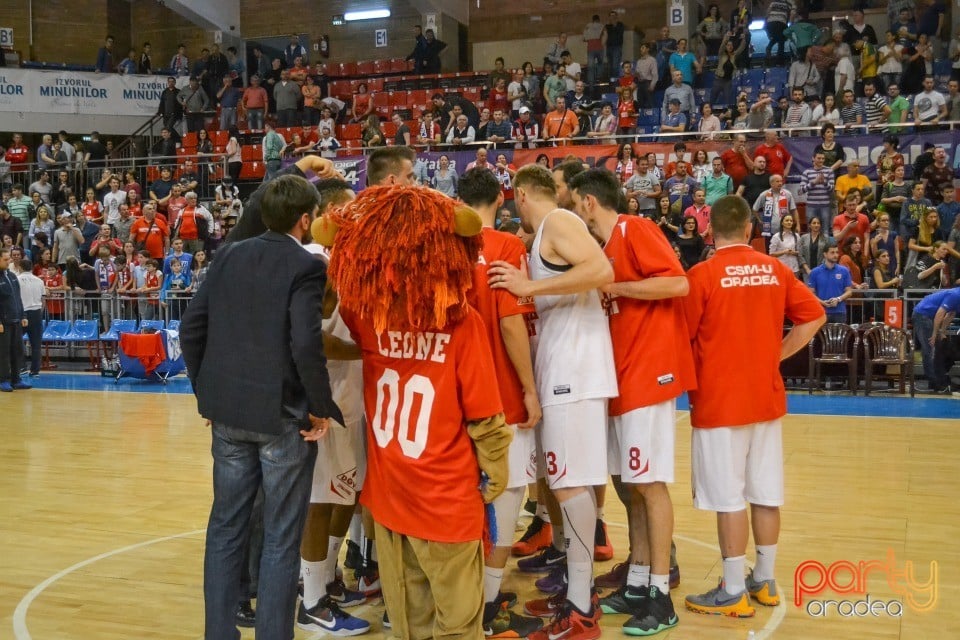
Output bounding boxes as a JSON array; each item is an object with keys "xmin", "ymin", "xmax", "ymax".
[
  {"xmin": 514, "ymin": 165, "xmax": 558, "ymax": 198},
  {"xmin": 259, "ymin": 174, "xmax": 320, "ymax": 233},
  {"xmin": 560, "ymin": 50, "xmax": 571, "ymax": 57},
  {"xmin": 710, "ymin": 195, "xmax": 752, "ymax": 240},
  {"xmin": 553, "ymin": 160, "xmax": 586, "ymax": 186},
  {"xmin": 673, "ymin": 142, "xmax": 687, "ymax": 152},
  {"xmin": 459, "ymin": 167, "xmax": 502, "ymax": 207},
  {"xmin": 432, "ymin": 92, "xmax": 445, "ymax": 101},
  {"xmin": 314, "ymin": 178, "xmax": 354, "ymax": 213},
  {"xmin": 366, "ymin": 146, "xmax": 416, "ymax": 186},
  {"xmin": 568, "ymin": 168, "xmax": 621, "ymax": 210},
  {"xmin": 20, "ymin": 258, "xmax": 33, "ymax": 272}
]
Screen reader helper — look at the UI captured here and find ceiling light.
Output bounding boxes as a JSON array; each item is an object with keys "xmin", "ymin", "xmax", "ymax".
[{"xmin": 344, "ymin": 9, "xmax": 391, "ymax": 21}]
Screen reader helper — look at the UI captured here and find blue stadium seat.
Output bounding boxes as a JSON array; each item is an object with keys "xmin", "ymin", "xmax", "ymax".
[
  {"xmin": 764, "ymin": 68, "xmax": 789, "ymax": 96},
  {"xmin": 100, "ymin": 319, "xmax": 138, "ymax": 341},
  {"xmin": 42, "ymin": 320, "xmax": 71, "ymax": 342},
  {"xmin": 601, "ymin": 93, "xmax": 619, "ymax": 105},
  {"xmin": 167, "ymin": 320, "xmax": 181, "ymax": 332},
  {"xmin": 139, "ymin": 320, "xmax": 166, "ymax": 332},
  {"xmin": 637, "ymin": 109, "xmax": 660, "ymax": 125},
  {"xmin": 694, "ymin": 88, "xmax": 708, "ymax": 106},
  {"xmin": 63, "ymin": 320, "xmax": 100, "ymax": 342}
]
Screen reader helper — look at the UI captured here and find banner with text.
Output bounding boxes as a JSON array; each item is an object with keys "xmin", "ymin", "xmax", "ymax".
[{"xmin": 0, "ymin": 68, "xmax": 167, "ymax": 118}]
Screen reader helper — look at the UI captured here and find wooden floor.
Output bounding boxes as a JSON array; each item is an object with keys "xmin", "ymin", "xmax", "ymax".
[{"xmin": 2, "ymin": 388, "xmax": 959, "ymax": 640}]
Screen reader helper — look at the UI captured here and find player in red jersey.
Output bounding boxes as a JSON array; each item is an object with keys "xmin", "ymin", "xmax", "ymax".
[
  {"xmin": 328, "ymin": 185, "xmax": 513, "ymax": 640},
  {"xmin": 459, "ymin": 167, "xmax": 544, "ymax": 638},
  {"xmin": 683, "ymin": 195, "xmax": 824, "ymax": 618},
  {"xmin": 569, "ymin": 168, "xmax": 695, "ymax": 636}
]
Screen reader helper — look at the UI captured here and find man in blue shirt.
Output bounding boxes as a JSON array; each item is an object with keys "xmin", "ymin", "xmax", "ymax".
[
  {"xmin": 668, "ymin": 38, "xmax": 699, "ymax": 85},
  {"xmin": 808, "ymin": 243, "xmax": 853, "ymax": 324},
  {"xmin": 936, "ymin": 185, "xmax": 960, "ymax": 233},
  {"xmin": 912, "ymin": 287, "xmax": 960, "ymax": 393}
]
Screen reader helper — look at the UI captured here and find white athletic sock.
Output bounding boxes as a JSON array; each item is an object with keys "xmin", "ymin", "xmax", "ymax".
[
  {"xmin": 627, "ymin": 564, "xmax": 650, "ymax": 588},
  {"xmin": 561, "ymin": 491, "xmax": 596, "ymax": 612},
  {"xmin": 722, "ymin": 556, "xmax": 747, "ymax": 596},
  {"xmin": 323, "ymin": 536, "xmax": 344, "ymax": 583},
  {"xmin": 650, "ymin": 573, "xmax": 669, "ymax": 594},
  {"xmin": 596, "ymin": 506, "xmax": 605, "ymax": 520},
  {"xmin": 483, "ymin": 566, "xmax": 504, "ymax": 604},
  {"xmin": 754, "ymin": 544, "xmax": 778, "ymax": 582},
  {"xmin": 349, "ymin": 514, "xmax": 362, "ymax": 544},
  {"xmin": 535, "ymin": 503, "xmax": 551, "ymax": 523},
  {"xmin": 301, "ymin": 559, "xmax": 328, "ymax": 609},
  {"xmin": 552, "ymin": 518, "xmax": 565, "ymax": 551}
]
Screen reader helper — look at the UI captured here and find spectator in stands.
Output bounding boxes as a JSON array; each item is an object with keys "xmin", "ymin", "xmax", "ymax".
[
  {"xmin": 35, "ymin": 135, "xmax": 54, "ymax": 172},
  {"xmin": 838, "ymin": 89, "xmax": 864, "ymax": 128},
  {"xmin": 685, "ymin": 186, "xmax": 713, "ymax": 241},
  {"xmin": 118, "ymin": 48, "xmax": 137, "ymax": 75},
  {"xmin": 712, "ymin": 34, "xmax": 746, "ymax": 107},
  {"xmin": 782, "ymin": 87, "xmax": 813, "ymax": 133},
  {"xmin": 945, "ymin": 79, "xmax": 960, "ymax": 121},
  {"xmin": 28, "ymin": 206, "xmax": 54, "ymax": 248},
  {"xmin": 217, "ymin": 76, "xmax": 242, "ymax": 131},
  {"xmin": 808, "ymin": 242, "xmax": 853, "ymax": 323},
  {"xmin": 417, "ymin": 110, "xmax": 440, "ymax": 148},
  {"xmin": 835, "ymin": 161, "xmax": 872, "ymax": 208},
  {"xmin": 223, "ymin": 127, "xmax": 242, "ymax": 186},
  {"xmin": 137, "ymin": 42, "xmax": 153, "ymax": 75},
  {"xmin": 388, "ymin": 111, "xmax": 411, "ymax": 147},
  {"xmin": 0, "ymin": 205, "xmax": 23, "ymax": 249},
  {"xmin": 178, "ymin": 161, "xmax": 199, "ymax": 196},
  {"xmin": 937, "ymin": 185, "xmax": 960, "ymax": 232},
  {"xmin": 361, "ymin": 114, "xmax": 384, "ymax": 148},
  {"xmin": 205, "ymin": 44, "xmax": 229, "ymax": 99},
  {"xmin": 176, "ymin": 192, "xmax": 212, "ymax": 255},
  {"xmin": 488, "ymin": 75, "xmax": 510, "ymax": 115},
  {"xmin": 878, "ymin": 32, "xmax": 905, "ymax": 91},
  {"xmin": 486, "ymin": 109, "xmax": 514, "ymax": 148},
  {"xmin": 914, "ymin": 76, "xmax": 948, "ymax": 128},
  {"xmin": 800, "ymin": 151, "xmax": 836, "ymax": 232},
  {"xmin": 798, "ymin": 217, "xmax": 828, "ymax": 282},
  {"xmin": 662, "ymin": 70, "xmax": 695, "ymax": 123},
  {"xmin": 701, "ymin": 156, "xmax": 733, "ymax": 207},
  {"xmin": 81, "ymin": 187, "xmax": 103, "ymax": 222},
  {"xmin": 604, "ymin": 11, "xmax": 626, "ymax": 79},
  {"xmin": 282, "ymin": 34, "xmax": 307, "ymax": 68},
  {"xmin": 950, "ymin": 35, "xmax": 960, "ymax": 83},
  {"xmin": 737, "ymin": 155, "xmax": 770, "ymax": 211},
  {"xmin": 559, "ymin": 51, "xmax": 581, "ymax": 88},
  {"xmin": 28, "ymin": 171, "xmax": 52, "ymax": 206},
  {"xmin": 150, "ymin": 167, "xmax": 175, "ymax": 215},
  {"xmin": 675, "ymin": 215, "xmax": 705, "ymax": 268},
  {"xmin": 669, "ymin": 38, "xmax": 700, "ymax": 86},
  {"xmin": 114, "ymin": 204, "xmax": 135, "ymax": 243},
  {"xmin": 153, "ymin": 127, "xmax": 177, "ymax": 164},
  {"xmin": 916, "ymin": 0, "xmax": 946, "ymax": 54},
  {"xmin": 756, "ymin": 131, "xmax": 793, "ymax": 179},
  {"xmin": 615, "ymin": 85, "xmax": 637, "ymax": 135},
  {"xmin": 465, "ymin": 148, "xmax": 493, "ymax": 173},
  {"xmin": 5, "ymin": 135, "xmax": 28, "ymax": 183},
  {"xmin": 422, "ymin": 29, "xmax": 446, "ymax": 73},
  {"xmin": 541, "ymin": 96, "xmax": 580, "ymax": 144},
  {"xmin": 788, "ymin": 47, "xmax": 822, "ymax": 99},
  {"xmin": 842, "ymin": 10, "xmax": 878, "ymax": 48},
  {"xmin": 545, "ymin": 32, "xmax": 567, "ymax": 67},
  {"xmin": 288, "ymin": 56, "xmax": 308, "ymax": 85},
  {"xmin": 170, "ymin": 44, "xmax": 190, "ymax": 77},
  {"xmin": 833, "ymin": 192, "xmax": 872, "ymax": 252},
  {"xmin": 839, "ymin": 235, "xmax": 871, "ymax": 289},
  {"xmin": 587, "ymin": 103, "xmax": 617, "ymax": 144},
  {"xmin": 102, "ymin": 177, "xmax": 126, "ymax": 228},
  {"xmin": 631, "ymin": 44, "xmax": 657, "ymax": 109},
  {"xmin": 660, "ymin": 98, "xmax": 687, "ymax": 135},
  {"xmin": 513, "ymin": 106, "xmax": 539, "ymax": 149},
  {"xmin": 406, "ymin": 25, "xmax": 429, "ymax": 72},
  {"xmin": 130, "ymin": 204, "xmax": 170, "ymax": 261},
  {"xmin": 179, "ymin": 77, "xmax": 212, "ymax": 133},
  {"xmin": 922, "ymin": 147, "xmax": 953, "ymax": 205},
  {"xmin": 543, "ymin": 64, "xmax": 567, "ymax": 111},
  {"xmin": 90, "ymin": 223, "xmax": 121, "ymax": 258},
  {"xmin": 770, "ymin": 213, "xmax": 801, "ymax": 277},
  {"xmin": 157, "ymin": 76, "xmax": 184, "ymax": 138},
  {"xmin": 431, "ymin": 155, "xmax": 458, "ymax": 197},
  {"xmin": 855, "ymin": 38, "xmax": 880, "ymax": 96},
  {"xmin": 812, "ymin": 93, "xmax": 840, "ymax": 127},
  {"xmin": 583, "ymin": 14, "xmax": 605, "ymax": 84},
  {"xmin": 752, "ymin": 174, "xmax": 797, "ymax": 250},
  {"xmin": 863, "ymin": 81, "xmax": 891, "ymax": 128},
  {"xmin": 697, "ymin": 5, "xmax": 727, "ymax": 57},
  {"xmin": 902, "ymin": 41, "xmax": 932, "ymax": 95},
  {"xmin": 746, "ymin": 90, "xmax": 774, "ymax": 135},
  {"xmin": 664, "ymin": 160, "xmax": 699, "ymax": 217},
  {"xmin": 872, "ymin": 210, "xmax": 903, "ymax": 274},
  {"xmin": 272, "ymin": 70, "xmax": 300, "ymax": 127},
  {"xmin": 834, "ymin": 48, "xmax": 856, "ymax": 97},
  {"xmin": 811, "ymin": 124, "xmax": 846, "ymax": 179},
  {"xmin": 447, "ymin": 114, "xmax": 477, "ymax": 148},
  {"xmin": 487, "ymin": 56, "xmax": 511, "ymax": 91},
  {"xmin": 95, "ymin": 35, "xmax": 115, "ymax": 74},
  {"xmin": 905, "ymin": 241, "xmax": 951, "ymax": 289},
  {"xmin": 720, "ymin": 134, "xmax": 753, "ymax": 188},
  {"xmin": 52, "ymin": 213, "xmax": 82, "ymax": 267},
  {"xmin": 240, "ymin": 75, "xmax": 268, "ymax": 130},
  {"xmin": 764, "ymin": 0, "xmax": 795, "ymax": 66}
]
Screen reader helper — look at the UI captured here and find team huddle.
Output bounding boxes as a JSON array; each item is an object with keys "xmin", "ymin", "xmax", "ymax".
[{"xmin": 184, "ymin": 149, "xmax": 827, "ymax": 640}]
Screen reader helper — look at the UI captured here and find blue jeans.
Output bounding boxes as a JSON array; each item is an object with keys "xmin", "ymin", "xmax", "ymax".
[
  {"xmin": 204, "ymin": 421, "xmax": 317, "ymax": 640},
  {"xmin": 219, "ymin": 107, "xmax": 237, "ymax": 131},
  {"xmin": 606, "ymin": 46, "xmax": 623, "ymax": 81},
  {"xmin": 912, "ymin": 313, "xmax": 948, "ymax": 389},
  {"xmin": 587, "ymin": 50, "xmax": 605, "ymax": 85},
  {"xmin": 246, "ymin": 108, "xmax": 265, "ymax": 130},
  {"xmin": 265, "ymin": 159, "xmax": 282, "ymax": 181}
]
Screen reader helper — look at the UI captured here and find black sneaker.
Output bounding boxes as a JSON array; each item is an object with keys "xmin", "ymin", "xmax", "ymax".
[
  {"xmin": 517, "ymin": 545, "xmax": 566, "ymax": 573},
  {"xmin": 344, "ymin": 539, "xmax": 362, "ymax": 570},
  {"xmin": 483, "ymin": 600, "xmax": 544, "ymax": 638},
  {"xmin": 623, "ymin": 586, "xmax": 678, "ymax": 636},
  {"xmin": 235, "ymin": 600, "xmax": 255, "ymax": 628},
  {"xmin": 495, "ymin": 590, "xmax": 518, "ymax": 609},
  {"xmin": 600, "ymin": 584, "xmax": 649, "ymax": 615}
]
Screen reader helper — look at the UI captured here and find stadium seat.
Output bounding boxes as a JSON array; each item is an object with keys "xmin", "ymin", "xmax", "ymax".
[
  {"xmin": 390, "ymin": 58, "xmax": 408, "ymax": 73},
  {"xmin": 388, "ymin": 91, "xmax": 408, "ymax": 107},
  {"xmin": 373, "ymin": 59, "xmax": 389, "ymax": 75},
  {"xmin": 63, "ymin": 320, "xmax": 100, "ymax": 342},
  {"xmin": 240, "ymin": 161, "xmax": 266, "ymax": 180},
  {"xmin": 100, "ymin": 319, "xmax": 138, "ymax": 342},
  {"xmin": 637, "ymin": 109, "xmax": 660, "ymax": 125},
  {"xmin": 340, "ymin": 62, "xmax": 358, "ymax": 77},
  {"xmin": 167, "ymin": 320, "xmax": 181, "ymax": 332},
  {"xmin": 139, "ymin": 320, "xmax": 166, "ymax": 332},
  {"xmin": 42, "ymin": 320, "xmax": 71, "ymax": 342},
  {"xmin": 241, "ymin": 144, "xmax": 261, "ymax": 162},
  {"xmin": 357, "ymin": 60, "xmax": 375, "ymax": 76},
  {"xmin": 340, "ymin": 123, "xmax": 362, "ymax": 140},
  {"xmin": 181, "ymin": 132, "xmax": 198, "ymax": 148},
  {"xmin": 212, "ymin": 130, "xmax": 229, "ymax": 146}
]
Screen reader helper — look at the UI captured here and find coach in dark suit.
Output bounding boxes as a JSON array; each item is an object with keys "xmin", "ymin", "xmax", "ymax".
[
  {"xmin": 0, "ymin": 249, "xmax": 30, "ymax": 392},
  {"xmin": 180, "ymin": 174, "xmax": 343, "ymax": 640}
]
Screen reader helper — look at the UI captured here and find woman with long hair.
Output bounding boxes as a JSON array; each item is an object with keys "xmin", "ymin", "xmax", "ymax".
[
  {"xmin": 690, "ymin": 149, "xmax": 712, "ymax": 184},
  {"xmin": 811, "ymin": 94, "xmax": 841, "ymax": 127},
  {"xmin": 768, "ymin": 213, "xmax": 800, "ymax": 277},
  {"xmin": 616, "ymin": 143, "xmax": 636, "ymax": 184},
  {"xmin": 536, "ymin": 153, "xmax": 550, "ymax": 168},
  {"xmin": 646, "ymin": 152, "xmax": 663, "ymax": 181},
  {"xmin": 870, "ymin": 211, "xmax": 901, "ymax": 276},
  {"xmin": 675, "ymin": 215, "xmax": 705, "ymax": 269},
  {"xmin": 872, "ymin": 249, "xmax": 901, "ymax": 289},
  {"xmin": 710, "ymin": 34, "xmax": 746, "ymax": 107},
  {"xmin": 29, "ymin": 206, "xmax": 55, "ymax": 247},
  {"xmin": 431, "ymin": 154, "xmax": 458, "ymax": 197},
  {"xmin": 361, "ymin": 114, "xmax": 384, "ymax": 148},
  {"xmin": 196, "ymin": 128, "xmax": 215, "ymax": 197},
  {"xmin": 626, "ymin": 196, "xmax": 641, "ymax": 216},
  {"xmin": 82, "ymin": 187, "xmax": 103, "ymax": 223},
  {"xmin": 654, "ymin": 193, "xmax": 681, "ymax": 240},
  {"xmin": 350, "ymin": 82, "xmax": 374, "ymax": 123},
  {"xmin": 840, "ymin": 235, "xmax": 870, "ymax": 286},
  {"xmin": 126, "ymin": 190, "xmax": 142, "ymax": 218},
  {"xmin": 225, "ymin": 125, "xmax": 242, "ymax": 185},
  {"xmin": 798, "ymin": 216, "xmax": 828, "ymax": 282},
  {"xmin": 876, "ymin": 135, "xmax": 904, "ymax": 180},
  {"xmin": 698, "ymin": 4, "xmax": 727, "ymax": 56},
  {"xmin": 190, "ymin": 249, "xmax": 211, "ymax": 290},
  {"xmin": 907, "ymin": 208, "xmax": 946, "ymax": 268}
]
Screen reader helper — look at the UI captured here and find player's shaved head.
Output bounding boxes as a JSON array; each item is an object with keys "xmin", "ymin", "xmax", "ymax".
[
  {"xmin": 315, "ymin": 178, "xmax": 355, "ymax": 213},
  {"xmin": 568, "ymin": 168, "xmax": 621, "ymax": 211},
  {"xmin": 514, "ymin": 165, "xmax": 558, "ymax": 199},
  {"xmin": 710, "ymin": 195, "xmax": 752, "ymax": 241}
]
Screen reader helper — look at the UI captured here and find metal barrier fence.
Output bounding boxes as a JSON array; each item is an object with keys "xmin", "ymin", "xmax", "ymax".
[{"xmin": 29, "ymin": 290, "xmax": 193, "ymax": 370}]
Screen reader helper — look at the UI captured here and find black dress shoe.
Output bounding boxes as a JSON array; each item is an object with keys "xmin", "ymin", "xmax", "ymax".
[{"xmin": 236, "ymin": 600, "xmax": 256, "ymax": 627}]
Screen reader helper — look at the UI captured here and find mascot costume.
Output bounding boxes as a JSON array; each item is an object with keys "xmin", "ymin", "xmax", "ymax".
[{"xmin": 313, "ymin": 185, "xmax": 513, "ymax": 639}]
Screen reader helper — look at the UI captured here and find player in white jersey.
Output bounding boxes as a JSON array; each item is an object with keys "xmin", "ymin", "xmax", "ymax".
[
  {"xmin": 296, "ymin": 180, "xmax": 371, "ymax": 636},
  {"xmin": 489, "ymin": 164, "xmax": 617, "ymax": 640}
]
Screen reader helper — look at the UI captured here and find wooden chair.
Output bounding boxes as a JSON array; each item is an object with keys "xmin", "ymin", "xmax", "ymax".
[
  {"xmin": 862, "ymin": 325, "xmax": 915, "ymax": 397},
  {"xmin": 808, "ymin": 323, "xmax": 859, "ymax": 394}
]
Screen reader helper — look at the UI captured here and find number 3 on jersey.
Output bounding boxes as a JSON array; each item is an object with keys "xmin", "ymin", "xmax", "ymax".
[{"xmin": 371, "ymin": 368, "xmax": 436, "ymax": 459}]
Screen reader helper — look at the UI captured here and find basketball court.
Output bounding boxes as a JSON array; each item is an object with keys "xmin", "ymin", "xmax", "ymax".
[{"xmin": 2, "ymin": 375, "xmax": 957, "ymax": 639}]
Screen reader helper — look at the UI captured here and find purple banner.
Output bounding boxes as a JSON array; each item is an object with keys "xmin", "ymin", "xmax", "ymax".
[{"xmin": 780, "ymin": 131, "xmax": 960, "ymax": 182}]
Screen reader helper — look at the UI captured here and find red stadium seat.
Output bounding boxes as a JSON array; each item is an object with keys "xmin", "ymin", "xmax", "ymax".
[
  {"xmin": 340, "ymin": 123, "xmax": 362, "ymax": 140},
  {"xmin": 279, "ymin": 127, "xmax": 302, "ymax": 140},
  {"xmin": 239, "ymin": 161, "xmax": 265, "ymax": 180},
  {"xmin": 367, "ymin": 77, "xmax": 385, "ymax": 92},
  {"xmin": 181, "ymin": 132, "xmax": 198, "ymax": 148},
  {"xmin": 357, "ymin": 60, "xmax": 375, "ymax": 76},
  {"xmin": 212, "ymin": 130, "xmax": 229, "ymax": 146},
  {"xmin": 389, "ymin": 58, "xmax": 408, "ymax": 73},
  {"xmin": 373, "ymin": 59, "xmax": 389, "ymax": 75},
  {"xmin": 382, "ymin": 121, "xmax": 398, "ymax": 138},
  {"xmin": 241, "ymin": 145, "xmax": 261, "ymax": 162},
  {"xmin": 388, "ymin": 91, "xmax": 408, "ymax": 107},
  {"xmin": 340, "ymin": 62, "xmax": 357, "ymax": 77},
  {"xmin": 329, "ymin": 80, "xmax": 351, "ymax": 98}
]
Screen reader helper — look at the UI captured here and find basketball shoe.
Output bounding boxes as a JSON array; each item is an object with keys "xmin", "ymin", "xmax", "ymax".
[
  {"xmin": 745, "ymin": 570, "xmax": 780, "ymax": 606},
  {"xmin": 622, "ymin": 586, "xmax": 678, "ymax": 636},
  {"xmin": 527, "ymin": 599, "xmax": 601, "ymax": 640},
  {"xmin": 684, "ymin": 580, "xmax": 756, "ymax": 618},
  {"xmin": 512, "ymin": 516, "xmax": 553, "ymax": 557}
]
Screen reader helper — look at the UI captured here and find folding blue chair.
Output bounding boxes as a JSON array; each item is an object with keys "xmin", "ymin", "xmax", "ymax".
[
  {"xmin": 63, "ymin": 320, "xmax": 100, "ymax": 343},
  {"xmin": 42, "ymin": 320, "xmax": 71, "ymax": 342}
]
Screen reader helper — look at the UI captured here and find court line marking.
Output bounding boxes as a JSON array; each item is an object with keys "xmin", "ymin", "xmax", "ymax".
[{"xmin": 12, "ymin": 529, "xmax": 206, "ymax": 640}]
